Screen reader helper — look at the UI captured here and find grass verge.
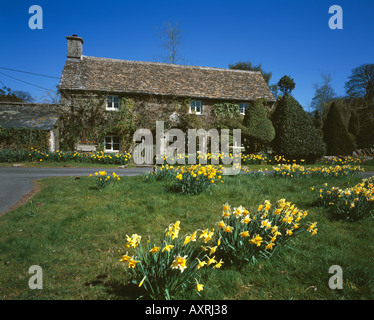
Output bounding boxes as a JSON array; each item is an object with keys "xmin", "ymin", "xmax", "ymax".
[{"xmin": 0, "ymin": 173, "xmax": 373, "ymax": 299}]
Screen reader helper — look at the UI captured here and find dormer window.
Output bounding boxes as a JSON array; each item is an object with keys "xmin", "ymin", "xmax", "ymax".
[{"xmin": 106, "ymin": 96, "xmax": 120, "ymax": 111}]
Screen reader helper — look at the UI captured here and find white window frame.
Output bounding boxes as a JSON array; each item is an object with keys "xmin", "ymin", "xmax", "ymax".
[
  {"xmin": 104, "ymin": 136, "xmax": 120, "ymax": 153},
  {"xmin": 239, "ymin": 103, "xmax": 248, "ymax": 115},
  {"xmin": 189, "ymin": 100, "xmax": 202, "ymax": 115},
  {"xmin": 106, "ymin": 95, "xmax": 120, "ymax": 111}
]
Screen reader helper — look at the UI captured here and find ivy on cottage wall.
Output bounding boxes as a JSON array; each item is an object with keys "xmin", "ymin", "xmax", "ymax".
[
  {"xmin": 0, "ymin": 126, "xmax": 49, "ymax": 151},
  {"xmin": 211, "ymin": 102, "xmax": 241, "ymax": 119},
  {"xmin": 59, "ymin": 93, "xmax": 203, "ymax": 152}
]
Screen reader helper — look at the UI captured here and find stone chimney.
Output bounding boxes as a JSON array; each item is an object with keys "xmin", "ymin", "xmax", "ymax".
[{"xmin": 66, "ymin": 34, "xmax": 83, "ymax": 60}]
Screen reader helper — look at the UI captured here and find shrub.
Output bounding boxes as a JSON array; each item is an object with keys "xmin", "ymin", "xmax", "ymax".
[
  {"xmin": 242, "ymin": 99, "xmax": 275, "ymax": 153},
  {"xmin": 356, "ymin": 119, "xmax": 374, "ymax": 149},
  {"xmin": 119, "ymin": 221, "xmax": 220, "ymax": 300},
  {"xmin": 348, "ymin": 110, "xmax": 360, "ymax": 137},
  {"xmin": 323, "ymin": 101, "xmax": 355, "ymax": 156},
  {"xmin": 215, "ymin": 201, "xmax": 317, "ymax": 267},
  {"xmin": 0, "ymin": 127, "xmax": 49, "ymax": 151},
  {"xmin": 271, "ymin": 95, "xmax": 326, "ymax": 161}
]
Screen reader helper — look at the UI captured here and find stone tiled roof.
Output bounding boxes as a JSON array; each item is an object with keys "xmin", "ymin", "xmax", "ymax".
[
  {"xmin": 0, "ymin": 102, "xmax": 60, "ymax": 130},
  {"xmin": 59, "ymin": 56, "xmax": 275, "ymax": 102}
]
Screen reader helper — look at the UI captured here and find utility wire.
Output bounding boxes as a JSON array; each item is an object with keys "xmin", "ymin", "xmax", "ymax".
[
  {"xmin": 0, "ymin": 71, "xmax": 58, "ymax": 93},
  {"xmin": 0, "ymin": 66, "xmax": 60, "ymax": 79}
]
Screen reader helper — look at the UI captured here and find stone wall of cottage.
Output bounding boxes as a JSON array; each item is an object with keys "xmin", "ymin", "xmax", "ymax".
[{"xmin": 59, "ymin": 90, "xmax": 250, "ymax": 152}]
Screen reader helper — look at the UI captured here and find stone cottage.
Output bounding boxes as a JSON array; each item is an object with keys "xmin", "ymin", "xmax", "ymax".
[{"xmin": 58, "ymin": 35, "xmax": 275, "ymax": 153}]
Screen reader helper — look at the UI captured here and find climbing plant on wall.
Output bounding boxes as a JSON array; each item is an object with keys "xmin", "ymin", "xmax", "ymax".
[{"xmin": 0, "ymin": 126, "xmax": 49, "ymax": 151}]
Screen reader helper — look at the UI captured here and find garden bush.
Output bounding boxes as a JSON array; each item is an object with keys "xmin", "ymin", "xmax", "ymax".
[
  {"xmin": 323, "ymin": 101, "xmax": 355, "ymax": 156},
  {"xmin": 348, "ymin": 110, "xmax": 360, "ymax": 137},
  {"xmin": 356, "ymin": 119, "xmax": 374, "ymax": 149},
  {"xmin": 271, "ymin": 94, "xmax": 326, "ymax": 162},
  {"xmin": 0, "ymin": 127, "xmax": 49, "ymax": 151},
  {"xmin": 242, "ymin": 99, "xmax": 275, "ymax": 153}
]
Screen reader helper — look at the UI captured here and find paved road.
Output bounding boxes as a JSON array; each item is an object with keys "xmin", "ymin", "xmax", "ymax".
[
  {"xmin": 0, "ymin": 167, "xmax": 373, "ymax": 216},
  {"xmin": 0, "ymin": 167, "xmax": 152, "ymax": 215}
]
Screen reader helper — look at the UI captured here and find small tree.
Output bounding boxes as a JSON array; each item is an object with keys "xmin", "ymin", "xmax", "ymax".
[
  {"xmin": 271, "ymin": 95, "xmax": 326, "ymax": 161},
  {"xmin": 242, "ymin": 99, "xmax": 275, "ymax": 153},
  {"xmin": 310, "ymin": 73, "xmax": 336, "ymax": 129},
  {"xmin": 157, "ymin": 21, "xmax": 183, "ymax": 64},
  {"xmin": 277, "ymin": 75, "xmax": 295, "ymax": 96},
  {"xmin": 322, "ymin": 101, "xmax": 355, "ymax": 156}
]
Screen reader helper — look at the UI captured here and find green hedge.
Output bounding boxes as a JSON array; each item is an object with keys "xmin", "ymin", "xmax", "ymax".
[
  {"xmin": 271, "ymin": 95, "xmax": 326, "ymax": 162},
  {"xmin": 0, "ymin": 127, "xmax": 49, "ymax": 151}
]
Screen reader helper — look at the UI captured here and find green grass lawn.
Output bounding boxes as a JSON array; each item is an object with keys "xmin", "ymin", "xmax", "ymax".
[
  {"xmin": 0, "ymin": 173, "xmax": 373, "ymax": 300},
  {"xmin": 1, "ymin": 161, "xmax": 374, "ymax": 172}
]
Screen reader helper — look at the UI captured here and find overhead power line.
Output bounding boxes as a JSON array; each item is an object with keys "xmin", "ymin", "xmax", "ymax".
[
  {"xmin": 0, "ymin": 66, "xmax": 60, "ymax": 79},
  {"xmin": 0, "ymin": 71, "xmax": 58, "ymax": 93}
]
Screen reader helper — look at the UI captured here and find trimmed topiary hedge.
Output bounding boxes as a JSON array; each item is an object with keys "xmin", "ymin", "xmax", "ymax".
[
  {"xmin": 242, "ymin": 98, "xmax": 275, "ymax": 153},
  {"xmin": 271, "ymin": 95, "xmax": 326, "ymax": 162},
  {"xmin": 323, "ymin": 101, "xmax": 355, "ymax": 156}
]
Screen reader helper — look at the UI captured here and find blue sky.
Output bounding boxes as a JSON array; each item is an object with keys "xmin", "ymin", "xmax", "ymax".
[{"xmin": 0, "ymin": 0, "xmax": 373, "ymax": 108}]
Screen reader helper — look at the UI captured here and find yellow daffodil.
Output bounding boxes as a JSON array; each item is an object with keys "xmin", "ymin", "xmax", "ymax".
[
  {"xmin": 171, "ymin": 255, "xmax": 188, "ymax": 273},
  {"xmin": 207, "ymin": 256, "xmax": 217, "ymax": 266},
  {"xmin": 250, "ymin": 234, "xmax": 263, "ymax": 247},
  {"xmin": 195, "ymin": 279, "xmax": 204, "ymax": 292},
  {"xmin": 213, "ymin": 259, "xmax": 224, "ymax": 269},
  {"xmin": 162, "ymin": 244, "xmax": 174, "ymax": 252},
  {"xmin": 196, "ymin": 258, "xmax": 207, "ymax": 269},
  {"xmin": 149, "ymin": 246, "xmax": 160, "ymax": 253}
]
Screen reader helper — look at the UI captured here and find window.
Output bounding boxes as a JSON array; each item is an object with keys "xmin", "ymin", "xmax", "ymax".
[
  {"xmin": 104, "ymin": 136, "xmax": 120, "ymax": 152},
  {"xmin": 239, "ymin": 103, "xmax": 248, "ymax": 115},
  {"xmin": 189, "ymin": 100, "xmax": 202, "ymax": 115},
  {"xmin": 106, "ymin": 96, "xmax": 120, "ymax": 111}
]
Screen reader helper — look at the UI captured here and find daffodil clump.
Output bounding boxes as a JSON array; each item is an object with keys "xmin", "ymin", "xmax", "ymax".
[
  {"xmin": 155, "ymin": 152, "xmax": 235, "ymax": 165},
  {"xmin": 215, "ymin": 201, "xmax": 318, "ymax": 267},
  {"xmin": 273, "ymin": 164, "xmax": 364, "ymax": 178},
  {"xmin": 119, "ymin": 221, "xmax": 221, "ymax": 300},
  {"xmin": 145, "ymin": 164, "xmax": 224, "ymax": 195},
  {"xmin": 241, "ymin": 153, "xmax": 269, "ymax": 165},
  {"xmin": 143, "ymin": 164, "xmax": 178, "ymax": 182},
  {"xmin": 312, "ymin": 177, "xmax": 374, "ymax": 221},
  {"xmin": 89, "ymin": 171, "xmax": 120, "ymax": 189},
  {"xmin": 0, "ymin": 148, "xmax": 132, "ymax": 165},
  {"xmin": 320, "ymin": 156, "xmax": 363, "ymax": 166},
  {"xmin": 172, "ymin": 164, "xmax": 224, "ymax": 195}
]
